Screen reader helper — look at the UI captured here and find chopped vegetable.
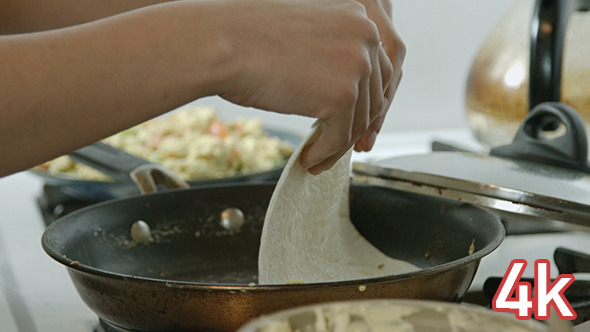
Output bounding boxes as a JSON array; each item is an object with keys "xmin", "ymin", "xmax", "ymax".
[{"xmin": 36, "ymin": 106, "xmax": 294, "ymax": 181}]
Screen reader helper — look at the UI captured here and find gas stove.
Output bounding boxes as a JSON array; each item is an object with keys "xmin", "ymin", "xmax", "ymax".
[{"xmin": 2, "ymin": 127, "xmax": 590, "ymax": 331}]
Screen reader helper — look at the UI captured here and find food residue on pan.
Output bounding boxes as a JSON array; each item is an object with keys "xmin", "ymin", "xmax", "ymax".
[
  {"xmin": 285, "ymin": 279, "xmax": 305, "ymax": 285},
  {"xmin": 247, "ymin": 301, "xmax": 544, "ymax": 332},
  {"xmin": 468, "ymin": 239, "xmax": 476, "ymax": 255},
  {"xmin": 253, "ymin": 303, "xmax": 422, "ymax": 332},
  {"xmin": 92, "ymin": 220, "xmax": 184, "ymax": 248},
  {"xmin": 91, "ymin": 206, "xmax": 261, "ymax": 251}
]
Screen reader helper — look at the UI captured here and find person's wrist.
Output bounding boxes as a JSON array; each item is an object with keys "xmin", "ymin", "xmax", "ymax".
[
  {"xmin": 195, "ymin": 9, "xmax": 240, "ymax": 98},
  {"xmin": 164, "ymin": 0, "xmax": 241, "ymax": 98}
]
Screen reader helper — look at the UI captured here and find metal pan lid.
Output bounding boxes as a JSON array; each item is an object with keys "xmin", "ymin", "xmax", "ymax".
[{"xmin": 353, "ymin": 103, "xmax": 590, "ymax": 228}]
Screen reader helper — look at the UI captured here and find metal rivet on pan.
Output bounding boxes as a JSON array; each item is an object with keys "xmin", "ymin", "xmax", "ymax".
[
  {"xmin": 220, "ymin": 208, "xmax": 245, "ymax": 231},
  {"xmin": 130, "ymin": 220, "xmax": 152, "ymax": 244}
]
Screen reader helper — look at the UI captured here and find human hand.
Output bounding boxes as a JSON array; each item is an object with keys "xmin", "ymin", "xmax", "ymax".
[
  {"xmin": 0, "ymin": 0, "xmax": 404, "ymax": 177},
  {"xmin": 353, "ymin": 0, "xmax": 405, "ymax": 153},
  {"xmin": 217, "ymin": 0, "xmax": 397, "ymax": 174}
]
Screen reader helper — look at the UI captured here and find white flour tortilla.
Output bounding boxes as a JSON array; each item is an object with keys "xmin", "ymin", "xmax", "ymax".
[{"xmin": 258, "ymin": 123, "xmax": 419, "ymax": 284}]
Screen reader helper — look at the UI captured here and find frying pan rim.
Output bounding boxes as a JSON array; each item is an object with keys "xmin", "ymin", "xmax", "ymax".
[{"xmin": 41, "ymin": 183, "xmax": 505, "ymax": 291}]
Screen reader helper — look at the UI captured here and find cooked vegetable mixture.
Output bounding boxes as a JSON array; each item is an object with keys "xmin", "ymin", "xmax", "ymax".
[{"xmin": 37, "ymin": 106, "xmax": 294, "ymax": 181}]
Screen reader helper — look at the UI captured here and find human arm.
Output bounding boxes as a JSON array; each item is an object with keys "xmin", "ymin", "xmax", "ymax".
[
  {"xmin": 0, "ymin": 0, "xmax": 174, "ymax": 34},
  {"xmin": 0, "ymin": 0, "xmax": 241, "ymax": 177},
  {"xmin": 0, "ymin": 0, "xmax": 400, "ymax": 177}
]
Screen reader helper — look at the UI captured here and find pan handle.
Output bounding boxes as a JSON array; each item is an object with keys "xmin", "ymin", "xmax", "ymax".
[
  {"xmin": 489, "ymin": 102, "xmax": 590, "ymax": 172},
  {"xmin": 70, "ymin": 142, "xmax": 189, "ymax": 194}
]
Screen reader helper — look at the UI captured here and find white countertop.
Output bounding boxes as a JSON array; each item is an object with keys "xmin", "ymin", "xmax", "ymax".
[
  {"xmin": 0, "ymin": 172, "xmax": 97, "ymax": 331},
  {"xmin": 2, "ymin": 127, "xmax": 589, "ymax": 331}
]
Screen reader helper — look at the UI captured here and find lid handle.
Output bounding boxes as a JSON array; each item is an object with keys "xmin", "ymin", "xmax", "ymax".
[{"xmin": 490, "ymin": 102, "xmax": 590, "ymax": 172}]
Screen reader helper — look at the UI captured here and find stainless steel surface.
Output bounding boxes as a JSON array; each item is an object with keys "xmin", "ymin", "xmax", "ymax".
[
  {"xmin": 353, "ymin": 151, "xmax": 590, "ymax": 227},
  {"xmin": 2, "ymin": 128, "xmax": 590, "ymax": 331}
]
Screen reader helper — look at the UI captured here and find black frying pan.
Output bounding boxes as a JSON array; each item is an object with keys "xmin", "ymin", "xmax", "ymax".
[{"xmin": 42, "ymin": 183, "xmax": 504, "ymax": 331}]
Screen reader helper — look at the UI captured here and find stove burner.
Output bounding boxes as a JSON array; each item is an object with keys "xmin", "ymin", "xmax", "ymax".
[{"xmin": 482, "ymin": 247, "xmax": 590, "ymax": 325}]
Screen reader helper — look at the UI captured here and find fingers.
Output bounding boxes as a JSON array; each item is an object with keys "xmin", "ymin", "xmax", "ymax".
[
  {"xmin": 300, "ymin": 41, "xmax": 390, "ymax": 174},
  {"xmin": 368, "ymin": 43, "xmax": 385, "ymax": 123},
  {"xmin": 299, "ymin": 110, "xmax": 354, "ymax": 174},
  {"xmin": 355, "ymin": 43, "xmax": 393, "ymax": 152},
  {"xmin": 378, "ymin": 43, "xmax": 395, "ymax": 93},
  {"xmin": 355, "ymin": 62, "xmax": 400, "ymax": 152},
  {"xmin": 279, "ymin": 0, "xmax": 404, "ymax": 175},
  {"xmin": 369, "ymin": 43, "xmax": 393, "ymax": 125},
  {"xmin": 353, "ymin": 0, "xmax": 405, "ymax": 154},
  {"xmin": 307, "ymin": 147, "xmax": 351, "ymax": 175}
]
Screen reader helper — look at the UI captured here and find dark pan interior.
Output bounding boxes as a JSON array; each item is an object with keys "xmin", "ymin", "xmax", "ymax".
[{"xmin": 43, "ymin": 183, "xmax": 503, "ymax": 285}]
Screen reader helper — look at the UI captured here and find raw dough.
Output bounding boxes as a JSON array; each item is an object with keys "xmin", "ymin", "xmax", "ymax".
[{"xmin": 258, "ymin": 123, "xmax": 419, "ymax": 284}]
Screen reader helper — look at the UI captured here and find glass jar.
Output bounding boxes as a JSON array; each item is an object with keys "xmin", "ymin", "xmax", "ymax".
[{"xmin": 465, "ymin": 0, "xmax": 590, "ymax": 148}]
